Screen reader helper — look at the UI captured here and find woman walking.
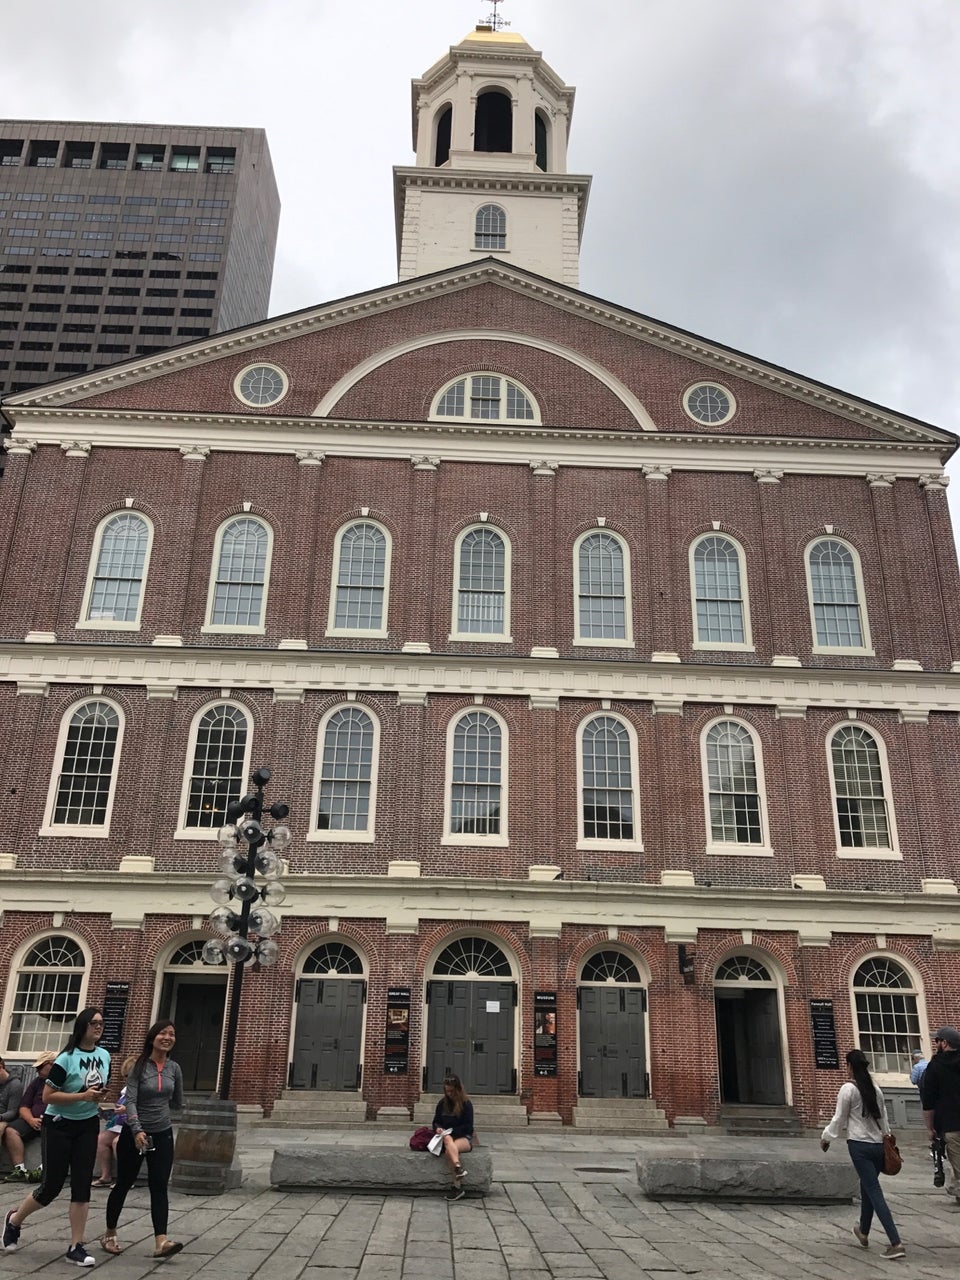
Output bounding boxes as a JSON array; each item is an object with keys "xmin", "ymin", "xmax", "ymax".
[
  {"xmin": 2, "ymin": 1008, "xmax": 110, "ymax": 1267},
  {"xmin": 431, "ymin": 1074, "xmax": 474, "ymax": 1202},
  {"xmin": 820, "ymin": 1048, "xmax": 905, "ymax": 1260},
  {"xmin": 100, "ymin": 1021, "xmax": 183, "ymax": 1259}
]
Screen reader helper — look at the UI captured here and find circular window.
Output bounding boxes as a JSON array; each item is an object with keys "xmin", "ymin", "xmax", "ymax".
[
  {"xmin": 683, "ymin": 382, "xmax": 735, "ymax": 425},
  {"xmin": 234, "ymin": 364, "xmax": 288, "ymax": 408}
]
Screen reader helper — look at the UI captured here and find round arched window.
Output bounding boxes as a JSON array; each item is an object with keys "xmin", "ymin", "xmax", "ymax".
[
  {"xmin": 7, "ymin": 935, "xmax": 86, "ymax": 1053},
  {"xmin": 302, "ymin": 942, "xmax": 363, "ymax": 975},
  {"xmin": 683, "ymin": 382, "xmax": 735, "ymax": 425},
  {"xmin": 432, "ymin": 938, "xmax": 511, "ymax": 978},
  {"xmin": 580, "ymin": 950, "xmax": 642, "ymax": 983},
  {"xmin": 852, "ymin": 957, "xmax": 921, "ymax": 1073},
  {"xmin": 233, "ymin": 364, "xmax": 289, "ymax": 408}
]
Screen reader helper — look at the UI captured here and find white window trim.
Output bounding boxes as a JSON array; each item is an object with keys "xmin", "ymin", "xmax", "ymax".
[
  {"xmin": 449, "ymin": 523, "xmax": 513, "ymax": 642},
  {"xmin": 326, "ymin": 519, "xmax": 392, "ymax": 638},
  {"xmin": 0, "ymin": 930, "xmax": 92, "ymax": 1059},
  {"xmin": 76, "ymin": 510, "xmax": 154, "ymax": 632},
  {"xmin": 575, "ymin": 711, "xmax": 644, "ymax": 852},
  {"xmin": 201, "ymin": 515, "xmax": 274, "ymax": 636},
  {"xmin": 39, "ymin": 697, "xmax": 125, "ymax": 838},
  {"xmin": 473, "ymin": 201, "xmax": 507, "ymax": 253},
  {"xmin": 849, "ymin": 950, "xmax": 928, "ymax": 1087},
  {"xmin": 805, "ymin": 536, "xmax": 874, "ymax": 656},
  {"xmin": 827, "ymin": 721, "xmax": 900, "ymax": 860},
  {"xmin": 689, "ymin": 532, "xmax": 754, "ymax": 652},
  {"xmin": 682, "ymin": 381, "xmax": 737, "ymax": 426},
  {"xmin": 307, "ymin": 704, "xmax": 381, "ymax": 844},
  {"xmin": 572, "ymin": 529, "xmax": 634, "ymax": 648},
  {"xmin": 441, "ymin": 707, "xmax": 509, "ymax": 846},
  {"xmin": 699, "ymin": 716, "xmax": 773, "ymax": 857},
  {"xmin": 429, "ymin": 372, "xmax": 542, "ymax": 426},
  {"xmin": 175, "ymin": 699, "xmax": 253, "ymax": 840},
  {"xmin": 232, "ymin": 362, "xmax": 289, "ymax": 409}
]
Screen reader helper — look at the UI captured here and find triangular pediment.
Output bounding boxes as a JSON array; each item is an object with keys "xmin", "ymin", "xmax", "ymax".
[{"xmin": 1, "ymin": 259, "xmax": 954, "ymax": 453}]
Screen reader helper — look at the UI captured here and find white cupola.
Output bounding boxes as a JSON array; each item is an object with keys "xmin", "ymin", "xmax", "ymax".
[{"xmin": 393, "ymin": 26, "xmax": 591, "ymax": 285}]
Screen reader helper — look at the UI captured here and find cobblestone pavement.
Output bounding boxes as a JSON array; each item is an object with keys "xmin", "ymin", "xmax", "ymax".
[{"xmin": 2, "ymin": 1129, "xmax": 958, "ymax": 1278}]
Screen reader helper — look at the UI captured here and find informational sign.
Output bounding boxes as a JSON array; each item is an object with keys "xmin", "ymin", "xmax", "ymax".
[
  {"xmin": 100, "ymin": 981, "xmax": 130, "ymax": 1056},
  {"xmin": 384, "ymin": 986, "xmax": 411, "ymax": 1075},
  {"xmin": 534, "ymin": 990, "xmax": 558, "ymax": 1077},
  {"xmin": 485, "ymin": 1001, "xmax": 500, "ymax": 1013},
  {"xmin": 810, "ymin": 998, "xmax": 840, "ymax": 1069}
]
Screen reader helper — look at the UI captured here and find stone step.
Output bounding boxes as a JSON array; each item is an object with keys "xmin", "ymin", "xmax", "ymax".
[
  {"xmin": 572, "ymin": 1096, "xmax": 668, "ymax": 1131},
  {"xmin": 270, "ymin": 1095, "xmax": 368, "ymax": 1125},
  {"xmin": 574, "ymin": 1097, "xmax": 665, "ymax": 1113},
  {"xmin": 572, "ymin": 1115, "xmax": 670, "ymax": 1133},
  {"xmin": 413, "ymin": 1099, "xmax": 530, "ymax": 1129}
]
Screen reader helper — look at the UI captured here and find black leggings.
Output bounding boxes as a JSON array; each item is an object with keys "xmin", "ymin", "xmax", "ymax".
[
  {"xmin": 33, "ymin": 1114, "xmax": 99, "ymax": 1206},
  {"xmin": 106, "ymin": 1126, "xmax": 174, "ymax": 1237}
]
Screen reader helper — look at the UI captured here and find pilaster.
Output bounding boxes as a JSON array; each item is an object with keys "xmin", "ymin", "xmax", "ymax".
[{"xmin": 642, "ymin": 468, "xmax": 677, "ymax": 660}]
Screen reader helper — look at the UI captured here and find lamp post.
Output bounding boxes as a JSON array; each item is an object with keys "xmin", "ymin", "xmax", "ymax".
[{"xmin": 201, "ymin": 766, "xmax": 290, "ymax": 1100}]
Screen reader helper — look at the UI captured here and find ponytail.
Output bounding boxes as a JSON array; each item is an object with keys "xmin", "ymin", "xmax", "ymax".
[{"xmin": 845, "ymin": 1048, "xmax": 881, "ymax": 1122}]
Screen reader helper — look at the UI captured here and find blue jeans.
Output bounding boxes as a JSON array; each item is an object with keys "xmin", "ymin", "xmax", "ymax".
[{"xmin": 847, "ymin": 1140, "xmax": 900, "ymax": 1245}]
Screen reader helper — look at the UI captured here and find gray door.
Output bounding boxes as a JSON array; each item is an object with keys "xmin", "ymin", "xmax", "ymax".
[
  {"xmin": 579, "ymin": 986, "xmax": 647, "ymax": 1097},
  {"xmin": 167, "ymin": 979, "xmax": 225, "ymax": 1092},
  {"xmin": 290, "ymin": 978, "xmax": 365, "ymax": 1090},
  {"xmin": 425, "ymin": 980, "xmax": 515, "ymax": 1094},
  {"xmin": 715, "ymin": 988, "xmax": 785, "ymax": 1105}
]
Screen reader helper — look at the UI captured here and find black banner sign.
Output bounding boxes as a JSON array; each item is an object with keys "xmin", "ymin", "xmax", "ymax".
[
  {"xmin": 100, "ymin": 981, "xmax": 130, "ymax": 1056},
  {"xmin": 810, "ymin": 998, "xmax": 840, "ymax": 1069},
  {"xmin": 384, "ymin": 986, "xmax": 411, "ymax": 1075},
  {"xmin": 534, "ymin": 990, "xmax": 557, "ymax": 1077}
]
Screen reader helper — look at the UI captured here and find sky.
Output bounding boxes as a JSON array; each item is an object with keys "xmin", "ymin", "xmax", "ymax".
[{"xmin": 5, "ymin": 0, "xmax": 960, "ymax": 498}]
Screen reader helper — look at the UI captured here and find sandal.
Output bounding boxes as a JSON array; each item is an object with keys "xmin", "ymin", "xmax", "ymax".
[
  {"xmin": 91, "ymin": 1178, "xmax": 115, "ymax": 1189},
  {"xmin": 99, "ymin": 1235, "xmax": 123, "ymax": 1255},
  {"xmin": 153, "ymin": 1241, "xmax": 184, "ymax": 1259}
]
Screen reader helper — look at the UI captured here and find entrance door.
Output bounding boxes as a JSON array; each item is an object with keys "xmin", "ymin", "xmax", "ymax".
[
  {"xmin": 425, "ymin": 980, "xmax": 515, "ymax": 1094},
  {"xmin": 168, "ymin": 981, "xmax": 226, "ymax": 1092},
  {"xmin": 715, "ymin": 988, "xmax": 785, "ymax": 1105},
  {"xmin": 290, "ymin": 979, "xmax": 365, "ymax": 1090},
  {"xmin": 578, "ymin": 986, "xmax": 647, "ymax": 1097}
]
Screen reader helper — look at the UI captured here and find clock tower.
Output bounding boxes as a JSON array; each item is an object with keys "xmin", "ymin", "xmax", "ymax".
[{"xmin": 394, "ymin": 26, "xmax": 591, "ymax": 285}]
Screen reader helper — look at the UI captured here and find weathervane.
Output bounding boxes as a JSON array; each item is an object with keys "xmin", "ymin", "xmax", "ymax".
[{"xmin": 478, "ymin": 0, "xmax": 510, "ymax": 30}]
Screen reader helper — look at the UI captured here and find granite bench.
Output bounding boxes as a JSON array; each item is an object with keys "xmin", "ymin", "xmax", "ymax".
[
  {"xmin": 270, "ymin": 1146, "xmax": 492, "ymax": 1196},
  {"xmin": 636, "ymin": 1149, "xmax": 858, "ymax": 1203}
]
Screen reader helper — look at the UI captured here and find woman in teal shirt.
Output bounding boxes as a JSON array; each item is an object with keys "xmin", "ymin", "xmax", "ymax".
[{"xmin": 2, "ymin": 1008, "xmax": 110, "ymax": 1267}]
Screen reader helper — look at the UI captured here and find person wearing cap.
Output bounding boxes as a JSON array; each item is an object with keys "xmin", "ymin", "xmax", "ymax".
[
  {"xmin": 2, "ymin": 1055, "xmax": 53, "ymax": 1184},
  {"xmin": 920, "ymin": 1026, "xmax": 960, "ymax": 1201},
  {"xmin": 910, "ymin": 1049, "xmax": 928, "ymax": 1087}
]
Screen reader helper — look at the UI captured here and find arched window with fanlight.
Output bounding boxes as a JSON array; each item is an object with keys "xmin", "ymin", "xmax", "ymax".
[
  {"xmin": 432, "ymin": 374, "xmax": 538, "ymax": 423},
  {"xmin": 852, "ymin": 956, "xmax": 922, "ymax": 1073},
  {"xmin": 178, "ymin": 702, "xmax": 251, "ymax": 833},
  {"xmin": 4, "ymin": 935, "xmax": 88, "ymax": 1054},
  {"xmin": 575, "ymin": 531, "xmax": 632, "ymax": 644},
  {"xmin": 475, "ymin": 203, "xmax": 506, "ymax": 250},
  {"xmin": 702, "ymin": 719, "xmax": 771, "ymax": 853},
  {"xmin": 806, "ymin": 537, "xmax": 871, "ymax": 651},
  {"xmin": 79, "ymin": 512, "xmax": 153, "ymax": 629},
  {"xmin": 828, "ymin": 723, "xmax": 897, "ymax": 854},
  {"xmin": 327, "ymin": 520, "xmax": 390, "ymax": 635},
  {"xmin": 690, "ymin": 533, "xmax": 751, "ymax": 648},
  {"xmin": 444, "ymin": 710, "xmax": 506, "ymax": 842},
  {"xmin": 311, "ymin": 706, "xmax": 379, "ymax": 840},
  {"xmin": 452, "ymin": 526, "xmax": 510, "ymax": 639},
  {"xmin": 204, "ymin": 516, "xmax": 272, "ymax": 632},
  {"xmin": 41, "ymin": 699, "xmax": 124, "ymax": 835},
  {"xmin": 578, "ymin": 714, "xmax": 641, "ymax": 847},
  {"xmin": 432, "ymin": 937, "xmax": 512, "ymax": 978}
]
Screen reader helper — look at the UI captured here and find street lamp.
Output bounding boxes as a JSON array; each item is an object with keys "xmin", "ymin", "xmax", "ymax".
[{"xmin": 201, "ymin": 766, "xmax": 290, "ymax": 1101}]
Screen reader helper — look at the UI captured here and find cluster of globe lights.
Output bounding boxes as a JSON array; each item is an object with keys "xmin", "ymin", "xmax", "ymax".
[{"xmin": 200, "ymin": 815, "xmax": 291, "ymax": 969}]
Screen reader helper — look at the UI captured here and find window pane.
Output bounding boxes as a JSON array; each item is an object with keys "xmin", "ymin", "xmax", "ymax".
[
  {"xmin": 211, "ymin": 518, "xmax": 268, "ymax": 627},
  {"xmin": 474, "ymin": 203, "xmax": 506, "ymax": 250},
  {"xmin": 436, "ymin": 379, "xmax": 465, "ymax": 416},
  {"xmin": 53, "ymin": 701, "xmax": 120, "ymax": 825},
  {"xmin": 470, "ymin": 375, "xmax": 501, "ymax": 420},
  {"xmin": 582, "ymin": 716, "xmax": 633, "ymax": 839},
  {"xmin": 334, "ymin": 523, "xmax": 386, "ymax": 629},
  {"xmin": 694, "ymin": 536, "xmax": 744, "ymax": 644},
  {"xmin": 87, "ymin": 513, "xmax": 148, "ymax": 622},
  {"xmin": 706, "ymin": 722, "xmax": 761, "ymax": 843},
  {"xmin": 451, "ymin": 712, "xmax": 501, "ymax": 834},
  {"xmin": 810, "ymin": 540, "xmax": 863, "ymax": 646},
  {"xmin": 578, "ymin": 533, "xmax": 626, "ymax": 639},
  {"xmin": 458, "ymin": 528, "xmax": 505, "ymax": 633},
  {"xmin": 8, "ymin": 936, "xmax": 85, "ymax": 1052},
  {"xmin": 186, "ymin": 705, "xmax": 247, "ymax": 827},
  {"xmin": 317, "ymin": 708, "xmax": 374, "ymax": 831},
  {"xmin": 505, "ymin": 381, "xmax": 534, "ymax": 420},
  {"xmin": 832, "ymin": 726, "xmax": 889, "ymax": 847}
]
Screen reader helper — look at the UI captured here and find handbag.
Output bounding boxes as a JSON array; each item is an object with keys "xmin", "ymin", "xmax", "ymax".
[
  {"xmin": 409, "ymin": 1126, "xmax": 433, "ymax": 1151},
  {"xmin": 882, "ymin": 1133, "xmax": 902, "ymax": 1176}
]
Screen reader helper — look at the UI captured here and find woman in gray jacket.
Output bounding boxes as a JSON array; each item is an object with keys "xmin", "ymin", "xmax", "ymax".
[{"xmin": 100, "ymin": 1021, "xmax": 183, "ymax": 1259}]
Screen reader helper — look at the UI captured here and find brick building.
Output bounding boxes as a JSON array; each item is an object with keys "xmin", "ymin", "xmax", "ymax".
[
  {"xmin": 0, "ymin": 120, "xmax": 279, "ymax": 398},
  {"xmin": 0, "ymin": 27, "xmax": 957, "ymax": 1132}
]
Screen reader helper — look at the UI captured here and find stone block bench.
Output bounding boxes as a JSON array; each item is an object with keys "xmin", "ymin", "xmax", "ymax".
[
  {"xmin": 637, "ymin": 1149, "xmax": 857, "ymax": 1204},
  {"xmin": 270, "ymin": 1146, "xmax": 492, "ymax": 1196}
]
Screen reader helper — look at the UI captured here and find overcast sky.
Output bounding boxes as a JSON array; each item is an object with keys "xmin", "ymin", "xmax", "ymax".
[{"xmin": 5, "ymin": 0, "xmax": 960, "ymax": 496}]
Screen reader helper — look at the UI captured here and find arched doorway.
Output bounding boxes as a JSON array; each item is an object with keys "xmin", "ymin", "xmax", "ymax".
[
  {"xmin": 424, "ymin": 937, "xmax": 516, "ymax": 1095},
  {"xmin": 156, "ymin": 939, "xmax": 227, "ymax": 1093},
  {"xmin": 289, "ymin": 941, "xmax": 366, "ymax": 1091},
  {"xmin": 714, "ymin": 955, "xmax": 786, "ymax": 1105},
  {"xmin": 577, "ymin": 949, "xmax": 648, "ymax": 1097}
]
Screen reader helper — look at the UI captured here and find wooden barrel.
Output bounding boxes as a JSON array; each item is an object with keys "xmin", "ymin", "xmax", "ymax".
[{"xmin": 171, "ymin": 1098, "xmax": 238, "ymax": 1196}]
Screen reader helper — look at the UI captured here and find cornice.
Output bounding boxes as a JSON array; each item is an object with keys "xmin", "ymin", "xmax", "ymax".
[
  {"xmin": 2, "ymin": 262, "xmax": 951, "ymax": 454},
  {"xmin": 0, "ymin": 642, "xmax": 957, "ymax": 716},
  {"xmin": 0, "ymin": 866, "xmax": 953, "ymax": 941}
]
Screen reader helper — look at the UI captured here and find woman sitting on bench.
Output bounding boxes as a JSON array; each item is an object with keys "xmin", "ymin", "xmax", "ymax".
[{"xmin": 432, "ymin": 1075, "xmax": 473, "ymax": 1202}]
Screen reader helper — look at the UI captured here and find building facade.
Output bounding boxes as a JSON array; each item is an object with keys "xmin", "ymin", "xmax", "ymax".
[
  {"xmin": 0, "ymin": 28, "xmax": 957, "ymax": 1131},
  {"xmin": 0, "ymin": 120, "xmax": 279, "ymax": 398}
]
